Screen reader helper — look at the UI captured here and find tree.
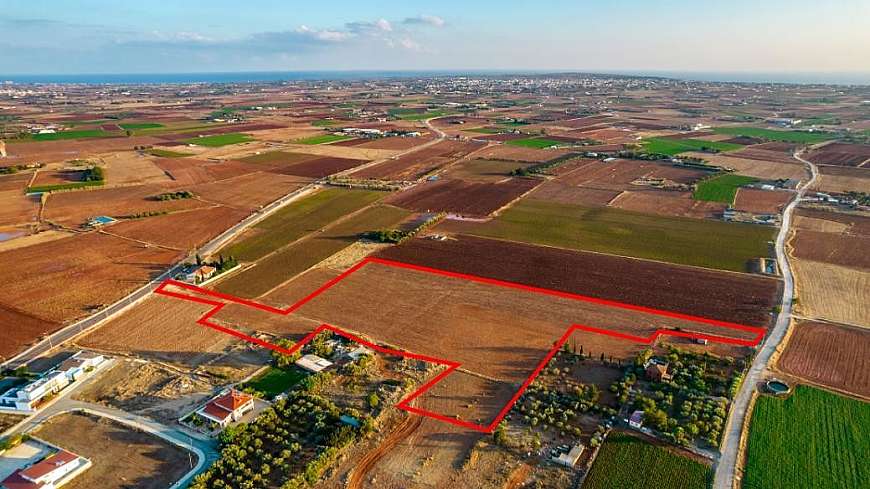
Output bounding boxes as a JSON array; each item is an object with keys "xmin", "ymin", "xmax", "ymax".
[
  {"xmin": 493, "ymin": 422, "xmax": 509, "ymax": 446},
  {"xmin": 367, "ymin": 392, "xmax": 380, "ymax": 410}
]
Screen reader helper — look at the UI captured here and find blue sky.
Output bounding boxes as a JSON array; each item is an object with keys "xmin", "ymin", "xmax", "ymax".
[{"xmin": 0, "ymin": 0, "xmax": 867, "ymax": 74}]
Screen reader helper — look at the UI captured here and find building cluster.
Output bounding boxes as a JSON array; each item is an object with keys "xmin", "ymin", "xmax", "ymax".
[
  {"xmin": 0, "ymin": 352, "xmax": 106, "ymax": 412},
  {"xmin": 1, "ymin": 446, "xmax": 91, "ymax": 489}
]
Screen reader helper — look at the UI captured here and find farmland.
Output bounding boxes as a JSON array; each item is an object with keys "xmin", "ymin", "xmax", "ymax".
[
  {"xmin": 790, "ymin": 209, "xmax": 870, "ymax": 270},
  {"xmin": 386, "ymin": 177, "xmax": 540, "ymax": 217},
  {"xmin": 216, "ymin": 204, "xmax": 409, "ymax": 297},
  {"xmin": 693, "ymin": 174, "xmax": 758, "ymax": 203},
  {"xmin": 0, "ymin": 304, "xmax": 59, "ymax": 361},
  {"xmin": 439, "ymin": 199, "xmax": 775, "ymax": 272},
  {"xmin": 377, "ymin": 234, "xmax": 779, "ymax": 327},
  {"xmin": 32, "ymin": 129, "xmax": 111, "ymax": 141},
  {"xmin": 743, "ymin": 386, "xmax": 869, "ymax": 489},
  {"xmin": 583, "ymin": 433, "xmax": 711, "ymax": 489},
  {"xmin": 221, "ymin": 188, "xmax": 384, "ymax": 261},
  {"xmin": 295, "ymin": 133, "xmax": 354, "ymax": 145},
  {"xmin": 777, "ymin": 321, "xmax": 870, "ymax": 398},
  {"xmin": 183, "ymin": 133, "xmax": 254, "ymax": 147},
  {"xmin": 506, "ymin": 137, "xmax": 570, "ymax": 149},
  {"xmin": 643, "ymin": 137, "xmax": 743, "ymax": 155},
  {"xmin": 806, "ymin": 143, "xmax": 870, "ymax": 167},
  {"xmin": 34, "ymin": 412, "xmax": 193, "ymax": 489},
  {"xmin": 712, "ymin": 127, "xmax": 836, "ymax": 144},
  {"xmin": 791, "ymin": 259, "xmax": 870, "ymax": 327}
]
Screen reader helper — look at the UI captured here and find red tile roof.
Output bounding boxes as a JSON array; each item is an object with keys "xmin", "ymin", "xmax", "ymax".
[
  {"xmin": 213, "ymin": 390, "xmax": 253, "ymax": 412},
  {"xmin": 18, "ymin": 450, "xmax": 78, "ymax": 481}
]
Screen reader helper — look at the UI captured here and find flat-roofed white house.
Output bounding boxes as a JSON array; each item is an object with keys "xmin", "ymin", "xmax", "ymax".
[
  {"xmin": 0, "ymin": 352, "xmax": 105, "ymax": 412},
  {"xmin": 1, "ymin": 449, "xmax": 91, "ymax": 489},
  {"xmin": 552, "ymin": 444, "xmax": 585, "ymax": 467},
  {"xmin": 295, "ymin": 354, "xmax": 333, "ymax": 373}
]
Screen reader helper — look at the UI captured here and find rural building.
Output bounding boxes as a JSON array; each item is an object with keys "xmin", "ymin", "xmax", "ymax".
[
  {"xmin": 345, "ymin": 345, "xmax": 372, "ymax": 361},
  {"xmin": 0, "ymin": 352, "xmax": 106, "ymax": 412},
  {"xmin": 181, "ymin": 265, "xmax": 217, "ymax": 284},
  {"xmin": 645, "ymin": 362, "xmax": 672, "ymax": 382},
  {"xmin": 85, "ymin": 216, "xmax": 116, "ymax": 228},
  {"xmin": 552, "ymin": 444, "xmax": 585, "ymax": 467},
  {"xmin": 0, "ymin": 140, "xmax": 6, "ymax": 158},
  {"xmin": 295, "ymin": 354, "xmax": 333, "ymax": 373},
  {"xmin": 195, "ymin": 390, "xmax": 255, "ymax": 428},
  {"xmin": 628, "ymin": 410, "xmax": 644, "ymax": 429},
  {"xmin": 1, "ymin": 448, "xmax": 91, "ymax": 489}
]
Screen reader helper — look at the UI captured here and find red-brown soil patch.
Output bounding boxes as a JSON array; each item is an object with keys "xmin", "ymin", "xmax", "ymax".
[
  {"xmin": 152, "ymin": 158, "xmax": 255, "ymax": 186},
  {"xmin": 0, "ymin": 232, "xmax": 178, "ymax": 323},
  {"xmin": 376, "ymin": 234, "xmax": 779, "ymax": 327},
  {"xmin": 108, "ymin": 206, "xmax": 249, "ymax": 250},
  {"xmin": 728, "ymin": 147, "xmax": 801, "ymax": 165},
  {"xmin": 733, "ymin": 188, "xmax": 793, "ymax": 214},
  {"xmin": 814, "ymin": 165, "xmax": 870, "ymax": 193},
  {"xmin": 473, "ymin": 145, "xmax": 570, "ymax": 163},
  {"xmin": 0, "ymin": 304, "xmax": 60, "ymax": 361},
  {"xmin": 31, "ymin": 169, "xmax": 85, "ymax": 186},
  {"xmin": 189, "ymin": 171, "xmax": 307, "ymax": 210},
  {"xmin": 530, "ymin": 181, "xmax": 622, "ymax": 206},
  {"xmin": 341, "ymin": 137, "xmax": 433, "ymax": 151},
  {"xmin": 351, "ymin": 140, "xmax": 485, "ymax": 180},
  {"xmin": 556, "ymin": 159, "xmax": 710, "ymax": 190},
  {"xmin": 277, "ymin": 156, "xmax": 368, "ymax": 178},
  {"xmin": 790, "ymin": 209, "xmax": 870, "ymax": 270},
  {"xmin": 778, "ymin": 321, "xmax": 870, "ymax": 398},
  {"xmin": 807, "ymin": 143, "xmax": 870, "ymax": 167},
  {"xmin": 387, "ymin": 178, "xmax": 540, "ymax": 217},
  {"xmin": 43, "ymin": 184, "xmax": 208, "ymax": 227},
  {"xmin": 610, "ymin": 190, "xmax": 727, "ymax": 218}
]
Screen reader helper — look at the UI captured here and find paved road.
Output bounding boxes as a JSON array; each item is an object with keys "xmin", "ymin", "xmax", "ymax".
[
  {"xmin": 713, "ymin": 150, "xmax": 818, "ymax": 489},
  {"xmin": 2, "ymin": 184, "xmax": 319, "ymax": 369}
]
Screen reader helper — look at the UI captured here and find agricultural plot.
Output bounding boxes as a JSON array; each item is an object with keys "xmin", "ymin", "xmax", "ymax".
[
  {"xmin": 295, "ymin": 133, "xmax": 354, "ymax": 145},
  {"xmin": 693, "ymin": 174, "xmax": 758, "ymax": 203},
  {"xmin": 777, "ymin": 321, "xmax": 870, "ymax": 398},
  {"xmin": 0, "ymin": 174, "xmax": 39, "ymax": 228},
  {"xmin": 583, "ymin": 433, "xmax": 711, "ymax": 489},
  {"xmin": 791, "ymin": 259, "xmax": 870, "ymax": 328},
  {"xmin": 152, "ymin": 158, "xmax": 254, "ymax": 186},
  {"xmin": 216, "ymin": 204, "xmax": 409, "ymax": 298},
  {"xmin": 34, "ymin": 412, "xmax": 193, "ymax": 489},
  {"xmin": 813, "ymin": 165, "xmax": 870, "ymax": 193},
  {"xmin": 610, "ymin": 190, "xmax": 727, "ymax": 219},
  {"xmin": 188, "ymin": 171, "xmax": 306, "ymax": 210},
  {"xmin": 442, "ymin": 158, "xmax": 536, "ymax": 182},
  {"xmin": 221, "ymin": 188, "xmax": 384, "ymax": 261},
  {"xmin": 712, "ymin": 126, "xmax": 836, "ymax": 144},
  {"xmin": 642, "ymin": 137, "xmax": 743, "ymax": 155},
  {"xmin": 183, "ymin": 133, "xmax": 254, "ymax": 147},
  {"xmin": 506, "ymin": 137, "xmax": 571, "ymax": 149},
  {"xmin": 733, "ymin": 188, "xmax": 793, "ymax": 214},
  {"xmin": 386, "ymin": 177, "xmax": 540, "ymax": 217},
  {"xmin": 439, "ymin": 199, "xmax": 775, "ymax": 272},
  {"xmin": 108, "ymin": 206, "xmax": 249, "ymax": 250},
  {"xmin": 806, "ymin": 143, "xmax": 870, "ymax": 167},
  {"xmin": 43, "ymin": 183, "xmax": 207, "ymax": 227},
  {"xmin": 275, "ymin": 156, "xmax": 368, "ymax": 178},
  {"xmin": 78, "ymin": 294, "xmax": 234, "ymax": 367},
  {"xmin": 0, "ymin": 304, "xmax": 59, "ymax": 361},
  {"xmin": 377, "ymin": 234, "xmax": 779, "ymax": 327},
  {"xmin": 684, "ymin": 152, "xmax": 807, "ymax": 181},
  {"xmin": 790, "ymin": 209, "xmax": 870, "ymax": 270},
  {"xmin": 0, "ymin": 232, "xmax": 178, "ymax": 323},
  {"xmin": 101, "ymin": 152, "xmax": 172, "ymax": 185},
  {"xmin": 350, "ymin": 139, "xmax": 485, "ymax": 181},
  {"xmin": 145, "ymin": 148, "xmax": 194, "ymax": 158},
  {"xmin": 32, "ymin": 129, "xmax": 111, "ymax": 141},
  {"xmin": 743, "ymin": 386, "xmax": 869, "ymax": 489}
]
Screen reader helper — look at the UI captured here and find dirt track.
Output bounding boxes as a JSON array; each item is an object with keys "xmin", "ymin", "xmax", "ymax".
[{"xmin": 347, "ymin": 412, "xmax": 424, "ymax": 489}]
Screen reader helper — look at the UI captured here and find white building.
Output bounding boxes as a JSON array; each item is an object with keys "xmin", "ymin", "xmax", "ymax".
[
  {"xmin": 0, "ymin": 352, "xmax": 105, "ymax": 412},
  {"xmin": 628, "ymin": 410, "xmax": 644, "ymax": 429},
  {"xmin": 295, "ymin": 354, "xmax": 333, "ymax": 373},
  {"xmin": 194, "ymin": 390, "xmax": 255, "ymax": 429},
  {"xmin": 552, "ymin": 444, "xmax": 585, "ymax": 467},
  {"xmin": 1, "ymin": 449, "xmax": 91, "ymax": 489}
]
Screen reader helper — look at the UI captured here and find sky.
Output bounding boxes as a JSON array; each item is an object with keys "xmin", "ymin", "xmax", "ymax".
[{"xmin": 0, "ymin": 0, "xmax": 868, "ymax": 75}]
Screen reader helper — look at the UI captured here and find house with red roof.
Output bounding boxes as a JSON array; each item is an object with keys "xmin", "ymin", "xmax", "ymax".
[
  {"xmin": 1, "ymin": 449, "xmax": 91, "ymax": 489},
  {"xmin": 194, "ymin": 390, "xmax": 254, "ymax": 429}
]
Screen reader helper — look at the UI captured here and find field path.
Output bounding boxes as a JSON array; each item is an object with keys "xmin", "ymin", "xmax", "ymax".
[
  {"xmin": 713, "ymin": 148, "xmax": 818, "ymax": 489},
  {"xmin": 347, "ymin": 412, "xmax": 424, "ymax": 489}
]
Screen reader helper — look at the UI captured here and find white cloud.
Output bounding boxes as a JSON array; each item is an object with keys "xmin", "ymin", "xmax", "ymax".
[{"xmin": 402, "ymin": 15, "xmax": 445, "ymax": 28}]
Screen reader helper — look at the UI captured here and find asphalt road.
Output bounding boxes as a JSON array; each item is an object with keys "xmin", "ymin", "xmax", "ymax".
[{"xmin": 712, "ymin": 149, "xmax": 818, "ymax": 489}]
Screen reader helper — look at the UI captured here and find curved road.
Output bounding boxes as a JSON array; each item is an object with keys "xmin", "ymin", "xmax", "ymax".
[{"xmin": 713, "ymin": 149, "xmax": 818, "ymax": 489}]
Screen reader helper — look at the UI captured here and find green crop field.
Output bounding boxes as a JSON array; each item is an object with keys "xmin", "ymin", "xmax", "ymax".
[
  {"xmin": 217, "ymin": 204, "xmax": 409, "ymax": 298},
  {"xmin": 239, "ymin": 151, "xmax": 314, "ymax": 165},
  {"xmin": 242, "ymin": 367, "xmax": 306, "ymax": 398},
  {"xmin": 145, "ymin": 148, "xmax": 193, "ymax": 158},
  {"xmin": 222, "ymin": 188, "xmax": 385, "ymax": 261},
  {"xmin": 295, "ymin": 133, "xmax": 353, "ymax": 145},
  {"xmin": 184, "ymin": 133, "xmax": 253, "ymax": 147},
  {"xmin": 642, "ymin": 137, "xmax": 744, "ymax": 156},
  {"xmin": 119, "ymin": 122, "xmax": 164, "ymax": 130},
  {"xmin": 743, "ymin": 386, "xmax": 869, "ymax": 489},
  {"xmin": 26, "ymin": 180, "xmax": 105, "ymax": 194},
  {"xmin": 583, "ymin": 433, "xmax": 711, "ymax": 489},
  {"xmin": 506, "ymin": 137, "xmax": 567, "ymax": 149},
  {"xmin": 457, "ymin": 199, "xmax": 774, "ymax": 272},
  {"xmin": 311, "ymin": 119, "xmax": 337, "ymax": 127},
  {"xmin": 712, "ymin": 127, "xmax": 837, "ymax": 143},
  {"xmin": 466, "ymin": 127, "xmax": 502, "ymax": 134},
  {"xmin": 33, "ymin": 129, "xmax": 109, "ymax": 141},
  {"xmin": 693, "ymin": 174, "xmax": 758, "ymax": 203}
]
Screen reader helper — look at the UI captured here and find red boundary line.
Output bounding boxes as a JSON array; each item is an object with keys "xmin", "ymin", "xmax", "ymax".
[{"xmin": 154, "ymin": 257, "xmax": 766, "ymax": 433}]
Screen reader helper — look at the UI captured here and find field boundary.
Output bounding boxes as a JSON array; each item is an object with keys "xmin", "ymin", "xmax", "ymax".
[{"xmin": 155, "ymin": 256, "xmax": 765, "ymax": 433}]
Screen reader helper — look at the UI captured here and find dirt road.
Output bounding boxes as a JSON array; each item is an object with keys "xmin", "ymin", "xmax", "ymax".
[{"xmin": 347, "ymin": 413, "xmax": 424, "ymax": 489}]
